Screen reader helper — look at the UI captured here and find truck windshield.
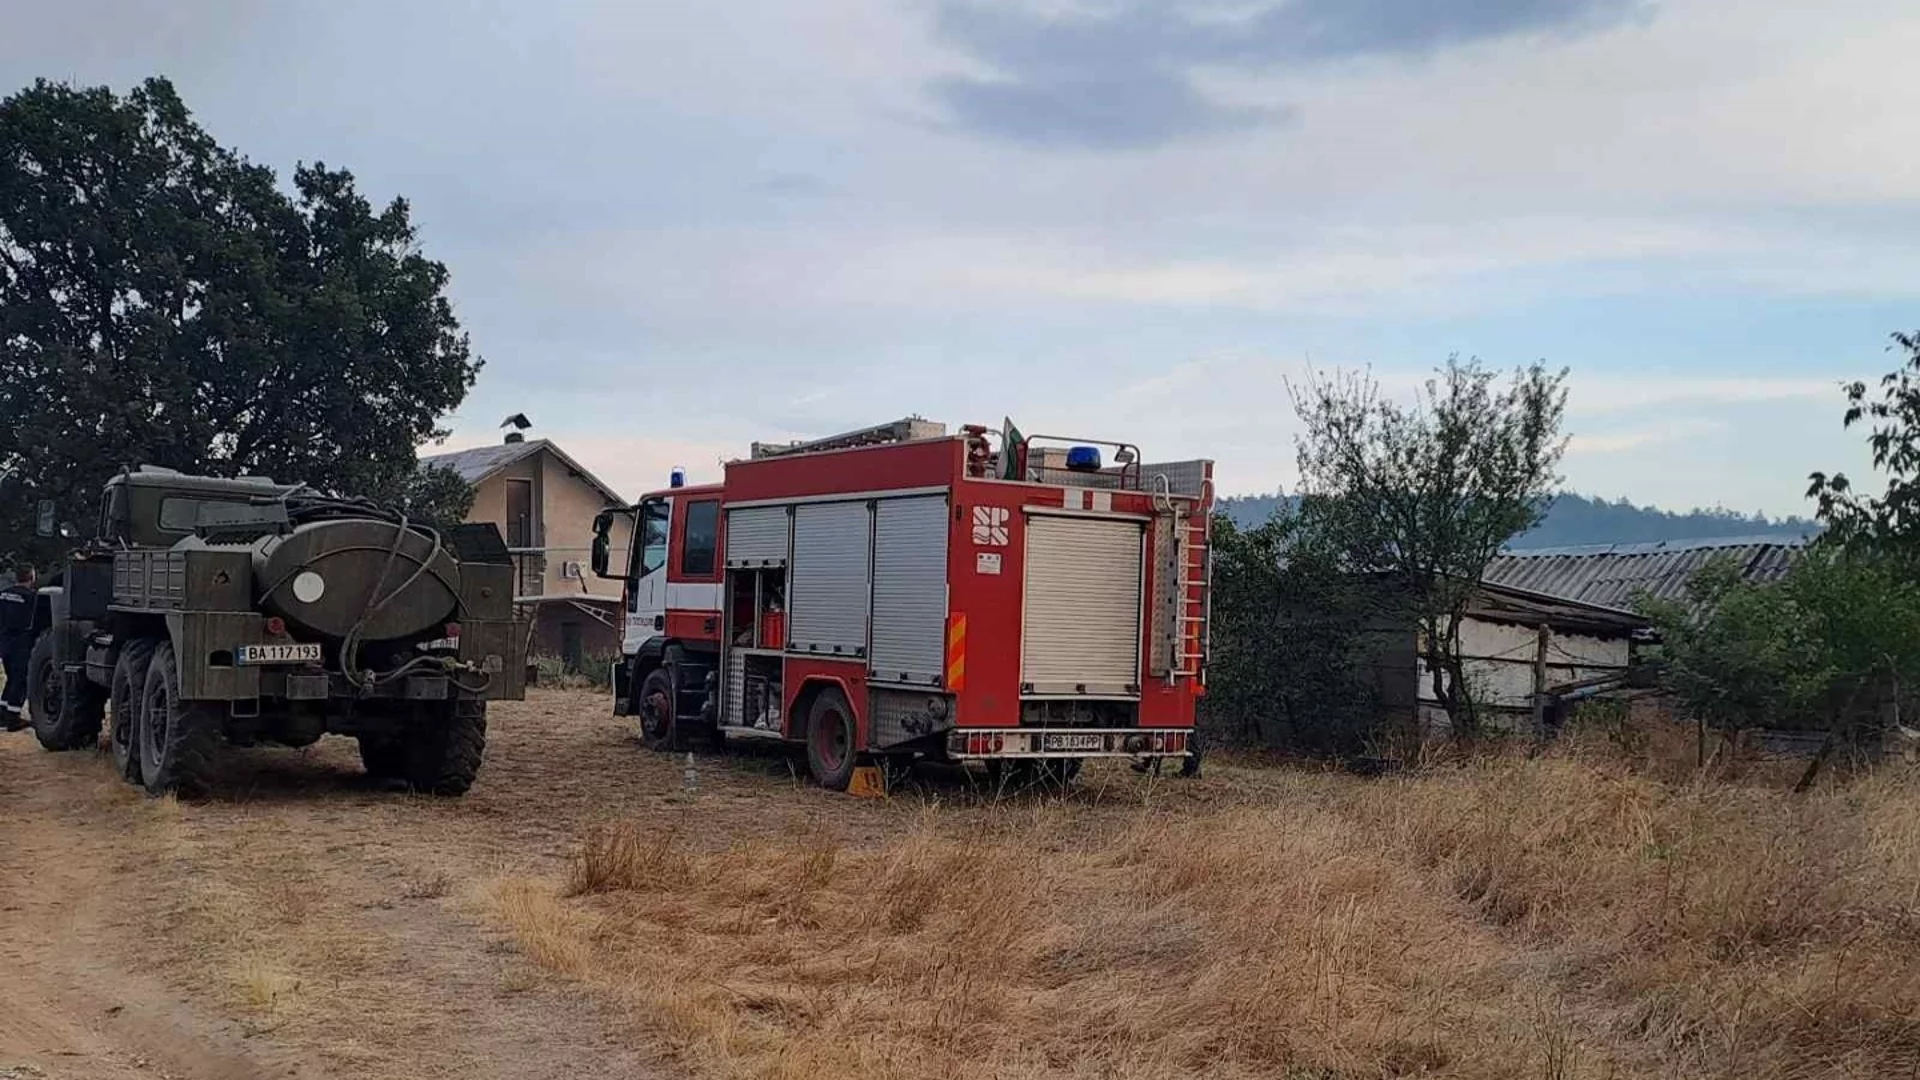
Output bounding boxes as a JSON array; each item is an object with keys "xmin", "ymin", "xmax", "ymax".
[{"xmin": 158, "ymin": 497, "xmax": 269, "ymax": 532}]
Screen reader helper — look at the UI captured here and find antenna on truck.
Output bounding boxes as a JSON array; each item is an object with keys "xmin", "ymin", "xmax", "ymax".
[{"xmin": 749, "ymin": 417, "xmax": 947, "ymax": 459}]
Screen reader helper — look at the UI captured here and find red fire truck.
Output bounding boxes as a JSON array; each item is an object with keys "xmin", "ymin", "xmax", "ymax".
[{"xmin": 587, "ymin": 417, "xmax": 1212, "ymax": 789}]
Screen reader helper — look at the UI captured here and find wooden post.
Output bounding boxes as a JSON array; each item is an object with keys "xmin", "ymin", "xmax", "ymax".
[{"xmin": 1531, "ymin": 622, "xmax": 1552, "ymax": 742}]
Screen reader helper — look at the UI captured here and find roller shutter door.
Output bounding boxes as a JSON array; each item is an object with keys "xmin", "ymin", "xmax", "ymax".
[
  {"xmin": 726, "ymin": 506, "xmax": 789, "ymax": 567},
  {"xmin": 789, "ymin": 501, "xmax": 871, "ymax": 656},
  {"xmin": 1021, "ymin": 515, "xmax": 1144, "ymax": 696},
  {"xmin": 869, "ymin": 495, "xmax": 948, "ymax": 685}
]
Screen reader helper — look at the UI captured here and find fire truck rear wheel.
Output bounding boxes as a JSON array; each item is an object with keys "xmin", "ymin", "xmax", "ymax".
[
  {"xmin": 400, "ymin": 699, "xmax": 488, "ymax": 796},
  {"xmin": 637, "ymin": 668, "xmax": 685, "ymax": 752},
  {"xmin": 138, "ymin": 641, "xmax": 222, "ymax": 798},
  {"xmin": 27, "ymin": 632, "xmax": 106, "ymax": 753},
  {"xmin": 110, "ymin": 638, "xmax": 159, "ymax": 783},
  {"xmin": 804, "ymin": 688, "xmax": 858, "ymax": 791}
]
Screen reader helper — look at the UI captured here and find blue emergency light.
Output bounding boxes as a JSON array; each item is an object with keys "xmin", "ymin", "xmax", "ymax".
[
  {"xmin": 1065, "ymin": 445, "xmax": 1103, "ymax": 471},
  {"xmin": 670, "ymin": 467, "xmax": 686, "ymax": 489}
]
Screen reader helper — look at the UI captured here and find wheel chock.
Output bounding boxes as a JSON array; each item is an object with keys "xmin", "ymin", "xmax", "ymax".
[{"xmin": 847, "ymin": 765, "xmax": 887, "ymax": 798}]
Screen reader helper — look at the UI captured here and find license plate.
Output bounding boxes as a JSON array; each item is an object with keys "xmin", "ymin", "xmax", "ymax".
[
  {"xmin": 1042, "ymin": 732, "xmax": 1104, "ymax": 752},
  {"xmin": 237, "ymin": 643, "xmax": 322, "ymax": 665}
]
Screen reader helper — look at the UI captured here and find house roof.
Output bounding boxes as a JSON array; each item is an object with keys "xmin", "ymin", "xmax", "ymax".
[
  {"xmin": 419, "ymin": 439, "xmax": 626, "ymax": 505},
  {"xmin": 1484, "ymin": 535, "xmax": 1807, "ymax": 610}
]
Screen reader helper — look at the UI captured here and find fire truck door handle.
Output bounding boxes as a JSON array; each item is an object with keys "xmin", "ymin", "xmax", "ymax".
[{"xmin": 653, "ymin": 615, "xmax": 665, "ymax": 631}]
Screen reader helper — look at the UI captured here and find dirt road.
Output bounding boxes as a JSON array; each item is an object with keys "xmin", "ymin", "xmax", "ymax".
[
  {"xmin": 0, "ymin": 688, "xmax": 1222, "ymax": 1080},
  {"xmin": 0, "ymin": 690, "xmax": 745, "ymax": 1080}
]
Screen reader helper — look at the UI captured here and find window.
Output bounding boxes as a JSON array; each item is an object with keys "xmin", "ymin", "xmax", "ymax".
[
  {"xmin": 637, "ymin": 500, "xmax": 670, "ymax": 577},
  {"xmin": 683, "ymin": 500, "xmax": 719, "ymax": 577},
  {"xmin": 158, "ymin": 497, "xmax": 258, "ymax": 532}
]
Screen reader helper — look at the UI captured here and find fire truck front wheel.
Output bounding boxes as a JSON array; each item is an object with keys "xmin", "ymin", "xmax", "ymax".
[
  {"xmin": 804, "ymin": 688, "xmax": 858, "ymax": 791},
  {"xmin": 637, "ymin": 668, "xmax": 686, "ymax": 752}
]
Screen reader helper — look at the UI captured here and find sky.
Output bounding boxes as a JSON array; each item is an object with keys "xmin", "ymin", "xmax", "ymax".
[{"xmin": 5, "ymin": 0, "xmax": 1917, "ymax": 515}]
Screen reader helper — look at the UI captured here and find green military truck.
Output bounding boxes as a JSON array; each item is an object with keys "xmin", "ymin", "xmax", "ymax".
[{"xmin": 24, "ymin": 466, "xmax": 527, "ymax": 796}]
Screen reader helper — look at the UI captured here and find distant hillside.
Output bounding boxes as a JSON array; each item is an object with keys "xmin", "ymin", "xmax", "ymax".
[{"xmin": 1216, "ymin": 492, "xmax": 1821, "ymax": 550}]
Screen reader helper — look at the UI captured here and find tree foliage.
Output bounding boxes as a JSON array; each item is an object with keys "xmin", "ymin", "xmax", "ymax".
[
  {"xmin": 0, "ymin": 77, "xmax": 478, "ymax": 560},
  {"xmin": 1808, "ymin": 330, "xmax": 1920, "ymax": 557},
  {"xmin": 1641, "ymin": 547, "xmax": 1920, "ymax": 779},
  {"xmin": 1289, "ymin": 357, "xmax": 1568, "ymax": 736},
  {"xmin": 369, "ymin": 463, "xmax": 476, "ymax": 534},
  {"xmin": 1200, "ymin": 511, "xmax": 1397, "ymax": 755},
  {"xmin": 1641, "ymin": 330, "xmax": 1920, "ymax": 782}
]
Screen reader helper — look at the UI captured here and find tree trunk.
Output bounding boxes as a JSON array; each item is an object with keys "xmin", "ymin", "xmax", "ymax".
[
  {"xmin": 1794, "ymin": 727, "xmax": 1841, "ymax": 793},
  {"xmin": 1440, "ymin": 613, "xmax": 1477, "ymax": 741},
  {"xmin": 1796, "ymin": 688, "xmax": 1863, "ymax": 793}
]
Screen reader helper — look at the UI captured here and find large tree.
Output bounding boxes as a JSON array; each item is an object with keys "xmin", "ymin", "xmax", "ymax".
[
  {"xmin": 0, "ymin": 76, "xmax": 478, "ymax": 560},
  {"xmin": 1290, "ymin": 357, "xmax": 1568, "ymax": 738}
]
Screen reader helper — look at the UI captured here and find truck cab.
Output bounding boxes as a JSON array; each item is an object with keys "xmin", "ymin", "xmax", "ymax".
[{"xmin": 97, "ymin": 467, "xmax": 298, "ymax": 548}]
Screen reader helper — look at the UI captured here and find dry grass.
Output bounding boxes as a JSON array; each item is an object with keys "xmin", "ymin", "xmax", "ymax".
[{"xmin": 488, "ymin": 745, "xmax": 1920, "ymax": 1080}]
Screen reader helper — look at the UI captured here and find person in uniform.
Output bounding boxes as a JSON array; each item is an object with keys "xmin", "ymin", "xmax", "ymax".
[{"xmin": 0, "ymin": 564, "xmax": 36, "ymax": 730}]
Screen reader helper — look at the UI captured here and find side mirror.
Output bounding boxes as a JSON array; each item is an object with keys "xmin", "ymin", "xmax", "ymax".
[
  {"xmin": 36, "ymin": 499, "xmax": 56, "ymax": 538},
  {"xmin": 590, "ymin": 510, "xmax": 614, "ymax": 579}
]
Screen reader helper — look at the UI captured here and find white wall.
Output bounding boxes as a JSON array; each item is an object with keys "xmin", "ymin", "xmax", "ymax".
[{"xmin": 1417, "ymin": 617, "xmax": 1630, "ymax": 711}]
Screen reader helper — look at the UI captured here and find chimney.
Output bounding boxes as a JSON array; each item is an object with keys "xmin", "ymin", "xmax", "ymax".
[{"xmin": 501, "ymin": 412, "xmax": 532, "ymax": 445}]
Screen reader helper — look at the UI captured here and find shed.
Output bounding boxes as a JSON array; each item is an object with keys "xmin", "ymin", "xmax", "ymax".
[{"xmin": 1366, "ymin": 580, "xmax": 1649, "ymax": 735}]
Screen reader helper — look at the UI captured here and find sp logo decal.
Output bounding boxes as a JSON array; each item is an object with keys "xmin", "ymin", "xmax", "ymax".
[{"xmin": 971, "ymin": 506, "xmax": 1009, "ymax": 547}]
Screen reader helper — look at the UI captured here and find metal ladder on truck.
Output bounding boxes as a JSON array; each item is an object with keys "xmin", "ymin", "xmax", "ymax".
[
  {"xmin": 1172, "ymin": 504, "xmax": 1210, "ymax": 680},
  {"xmin": 1153, "ymin": 476, "xmax": 1213, "ymax": 684}
]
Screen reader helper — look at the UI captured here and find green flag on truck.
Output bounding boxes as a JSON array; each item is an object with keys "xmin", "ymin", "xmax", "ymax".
[{"xmin": 1000, "ymin": 417, "xmax": 1024, "ymax": 479}]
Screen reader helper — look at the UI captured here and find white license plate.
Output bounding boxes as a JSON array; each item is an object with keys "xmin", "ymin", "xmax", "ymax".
[
  {"xmin": 237, "ymin": 643, "xmax": 322, "ymax": 665},
  {"xmin": 1042, "ymin": 732, "xmax": 1104, "ymax": 752}
]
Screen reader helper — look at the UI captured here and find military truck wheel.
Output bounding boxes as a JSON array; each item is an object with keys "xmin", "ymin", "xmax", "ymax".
[
  {"xmin": 356, "ymin": 734, "xmax": 408, "ymax": 780},
  {"xmin": 636, "ymin": 668, "xmax": 684, "ymax": 752},
  {"xmin": 28, "ymin": 633, "xmax": 106, "ymax": 752},
  {"xmin": 109, "ymin": 638, "xmax": 159, "ymax": 782},
  {"xmin": 402, "ymin": 699, "xmax": 487, "ymax": 796},
  {"xmin": 804, "ymin": 688, "xmax": 858, "ymax": 791},
  {"xmin": 139, "ymin": 641, "xmax": 222, "ymax": 797}
]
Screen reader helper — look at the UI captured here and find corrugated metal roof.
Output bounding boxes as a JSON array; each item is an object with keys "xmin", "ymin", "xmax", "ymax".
[{"xmin": 1485, "ymin": 535, "xmax": 1808, "ymax": 609}]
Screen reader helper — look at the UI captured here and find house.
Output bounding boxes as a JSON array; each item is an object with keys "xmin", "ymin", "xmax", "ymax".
[
  {"xmin": 420, "ymin": 435, "xmax": 632, "ymax": 668},
  {"xmin": 1484, "ymin": 535, "xmax": 1806, "ymax": 610}
]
